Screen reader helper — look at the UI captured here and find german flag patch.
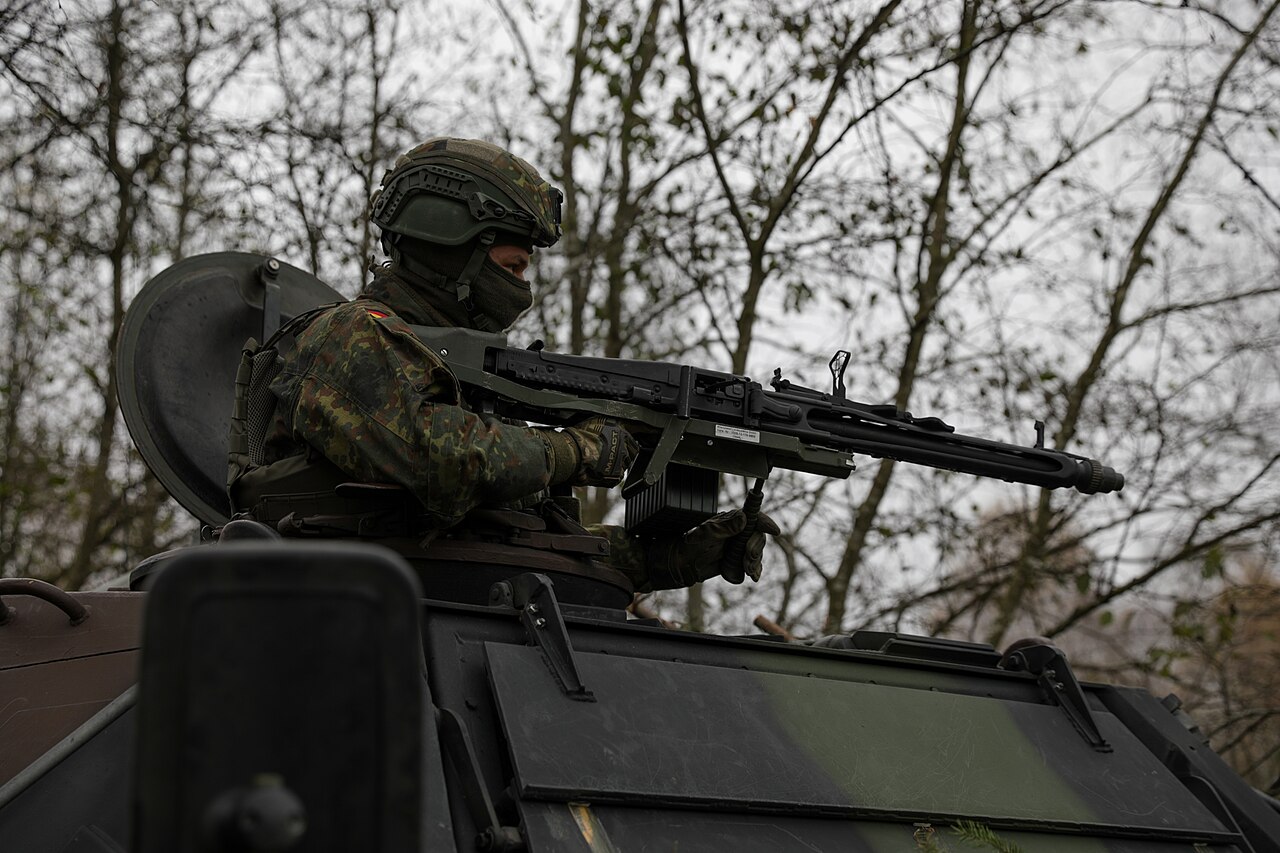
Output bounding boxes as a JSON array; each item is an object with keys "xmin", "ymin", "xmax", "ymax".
[{"xmin": 366, "ymin": 309, "xmax": 389, "ymax": 319}]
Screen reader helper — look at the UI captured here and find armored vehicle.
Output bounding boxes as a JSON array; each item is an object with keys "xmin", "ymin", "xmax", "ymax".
[{"xmin": 1, "ymin": 254, "xmax": 1277, "ymax": 853}]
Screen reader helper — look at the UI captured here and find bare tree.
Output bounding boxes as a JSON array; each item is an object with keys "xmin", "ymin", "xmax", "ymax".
[
  {"xmin": 666, "ymin": 0, "xmax": 1112, "ymax": 632},
  {"xmin": 978, "ymin": 0, "xmax": 1280, "ymax": 648},
  {"xmin": 0, "ymin": 0, "xmax": 278, "ymax": 585},
  {"xmin": 250, "ymin": 0, "xmax": 431, "ymax": 291},
  {"xmin": 483, "ymin": 0, "xmax": 733, "ymax": 538}
]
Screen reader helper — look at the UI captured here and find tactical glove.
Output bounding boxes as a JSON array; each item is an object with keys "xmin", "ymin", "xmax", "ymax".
[
  {"xmin": 645, "ymin": 509, "xmax": 782, "ymax": 590},
  {"xmin": 540, "ymin": 417, "xmax": 639, "ymax": 488}
]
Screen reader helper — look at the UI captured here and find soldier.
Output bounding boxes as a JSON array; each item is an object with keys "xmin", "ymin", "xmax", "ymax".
[{"xmin": 230, "ymin": 137, "xmax": 777, "ymax": 591}]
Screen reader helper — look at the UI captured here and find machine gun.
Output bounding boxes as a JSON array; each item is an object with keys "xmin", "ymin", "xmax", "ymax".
[{"xmin": 411, "ymin": 326, "xmax": 1124, "ymax": 556}]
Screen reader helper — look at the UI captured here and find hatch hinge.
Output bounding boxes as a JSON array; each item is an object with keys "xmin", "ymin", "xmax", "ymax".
[
  {"xmin": 259, "ymin": 257, "xmax": 282, "ymax": 341},
  {"xmin": 436, "ymin": 706, "xmax": 525, "ymax": 853},
  {"xmin": 1001, "ymin": 641, "xmax": 1112, "ymax": 752},
  {"xmin": 489, "ymin": 573, "xmax": 595, "ymax": 702}
]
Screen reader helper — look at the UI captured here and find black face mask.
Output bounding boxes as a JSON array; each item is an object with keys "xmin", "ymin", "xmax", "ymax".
[
  {"xmin": 471, "ymin": 258, "xmax": 533, "ymax": 330},
  {"xmin": 390, "ymin": 234, "xmax": 534, "ymax": 330}
]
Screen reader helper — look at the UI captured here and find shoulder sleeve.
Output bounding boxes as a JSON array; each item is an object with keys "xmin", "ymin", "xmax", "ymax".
[
  {"xmin": 280, "ymin": 302, "xmax": 553, "ymax": 527},
  {"xmin": 586, "ymin": 523, "xmax": 655, "ymax": 591}
]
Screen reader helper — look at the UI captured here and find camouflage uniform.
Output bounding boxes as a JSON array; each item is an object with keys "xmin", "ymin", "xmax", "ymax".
[
  {"xmin": 256, "ymin": 268, "xmax": 674, "ymax": 589},
  {"xmin": 260, "ymin": 271, "xmax": 553, "ymax": 531}
]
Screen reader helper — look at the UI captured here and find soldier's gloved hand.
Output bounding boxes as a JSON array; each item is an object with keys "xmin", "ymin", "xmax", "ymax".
[
  {"xmin": 540, "ymin": 417, "xmax": 639, "ymax": 488},
  {"xmin": 645, "ymin": 509, "xmax": 782, "ymax": 590}
]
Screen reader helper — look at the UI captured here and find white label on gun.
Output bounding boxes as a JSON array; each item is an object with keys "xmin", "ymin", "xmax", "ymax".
[{"xmin": 715, "ymin": 425, "xmax": 760, "ymax": 444}]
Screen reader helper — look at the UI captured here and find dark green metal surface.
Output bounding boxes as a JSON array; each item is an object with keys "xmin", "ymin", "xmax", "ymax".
[
  {"xmin": 116, "ymin": 253, "xmax": 343, "ymax": 525},
  {"xmin": 487, "ymin": 643, "xmax": 1231, "ymax": 841}
]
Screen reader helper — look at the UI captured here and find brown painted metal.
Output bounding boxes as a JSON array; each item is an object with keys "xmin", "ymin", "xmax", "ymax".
[{"xmin": 0, "ymin": 591, "xmax": 144, "ymax": 784}]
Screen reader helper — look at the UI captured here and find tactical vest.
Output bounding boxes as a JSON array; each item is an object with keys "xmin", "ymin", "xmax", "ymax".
[{"xmin": 224, "ymin": 305, "xmax": 399, "ymax": 536}]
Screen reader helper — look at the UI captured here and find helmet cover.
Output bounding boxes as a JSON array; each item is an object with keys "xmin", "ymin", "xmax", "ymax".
[{"xmin": 370, "ymin": 137, "xmax": 562, "ymax": 249}]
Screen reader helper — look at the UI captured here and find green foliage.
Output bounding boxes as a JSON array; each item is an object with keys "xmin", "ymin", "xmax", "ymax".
[
  {"xmin": 952, "ymin": 820, "xmax": 1024, "ymax": 853},
  {"xmin": 912, "ymin": 821, "xmax": 1024, "ymax": 853}
]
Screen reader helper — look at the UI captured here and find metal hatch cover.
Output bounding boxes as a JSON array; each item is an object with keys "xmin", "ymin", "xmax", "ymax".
[
  {"xmin": 485, "ymin": 643, "xmax": 1237, "ymax": 843},
  {"xmin": 115, "ymin": 253, "xmax": 344, "ymax": 525}
]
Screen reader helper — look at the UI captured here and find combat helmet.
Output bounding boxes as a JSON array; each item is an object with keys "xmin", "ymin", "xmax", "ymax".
[
  {"xmin": 369, "ymin": 137, "xmax": 562, "ymax": 330},
  {"xmin": 371, "ymin": 137, "xmax": 562, "ymax": 250}
]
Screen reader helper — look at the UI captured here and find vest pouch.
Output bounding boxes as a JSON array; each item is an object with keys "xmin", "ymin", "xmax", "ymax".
[
  {"xmin": 227, "ymin": 338, "xmax": 261, "ymax": 491},
  {"xmin": 230, "ymin": 453, "xmax": 349, "ymax": 518},
  {"xmin": 227, "ymin": 337, "xmax": 288, "ymax": 490},
  {"xmin": 227, "ymin": 304, "xmax": 337, "ymax": 503}
]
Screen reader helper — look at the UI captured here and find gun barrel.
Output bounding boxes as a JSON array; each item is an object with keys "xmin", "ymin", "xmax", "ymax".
[
  {"xmin": 1077, "ymin": 459, "xmax": 1125, "ymax": 494},
  {"xmin": 797, "ymin": 410, "xmax": 1124, "ymax": 495}
]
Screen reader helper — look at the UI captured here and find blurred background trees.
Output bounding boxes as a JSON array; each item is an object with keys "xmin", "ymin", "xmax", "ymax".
[{"xmin": 2, "ymin": 0, "xmax": 1277, "ymax": 789}]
